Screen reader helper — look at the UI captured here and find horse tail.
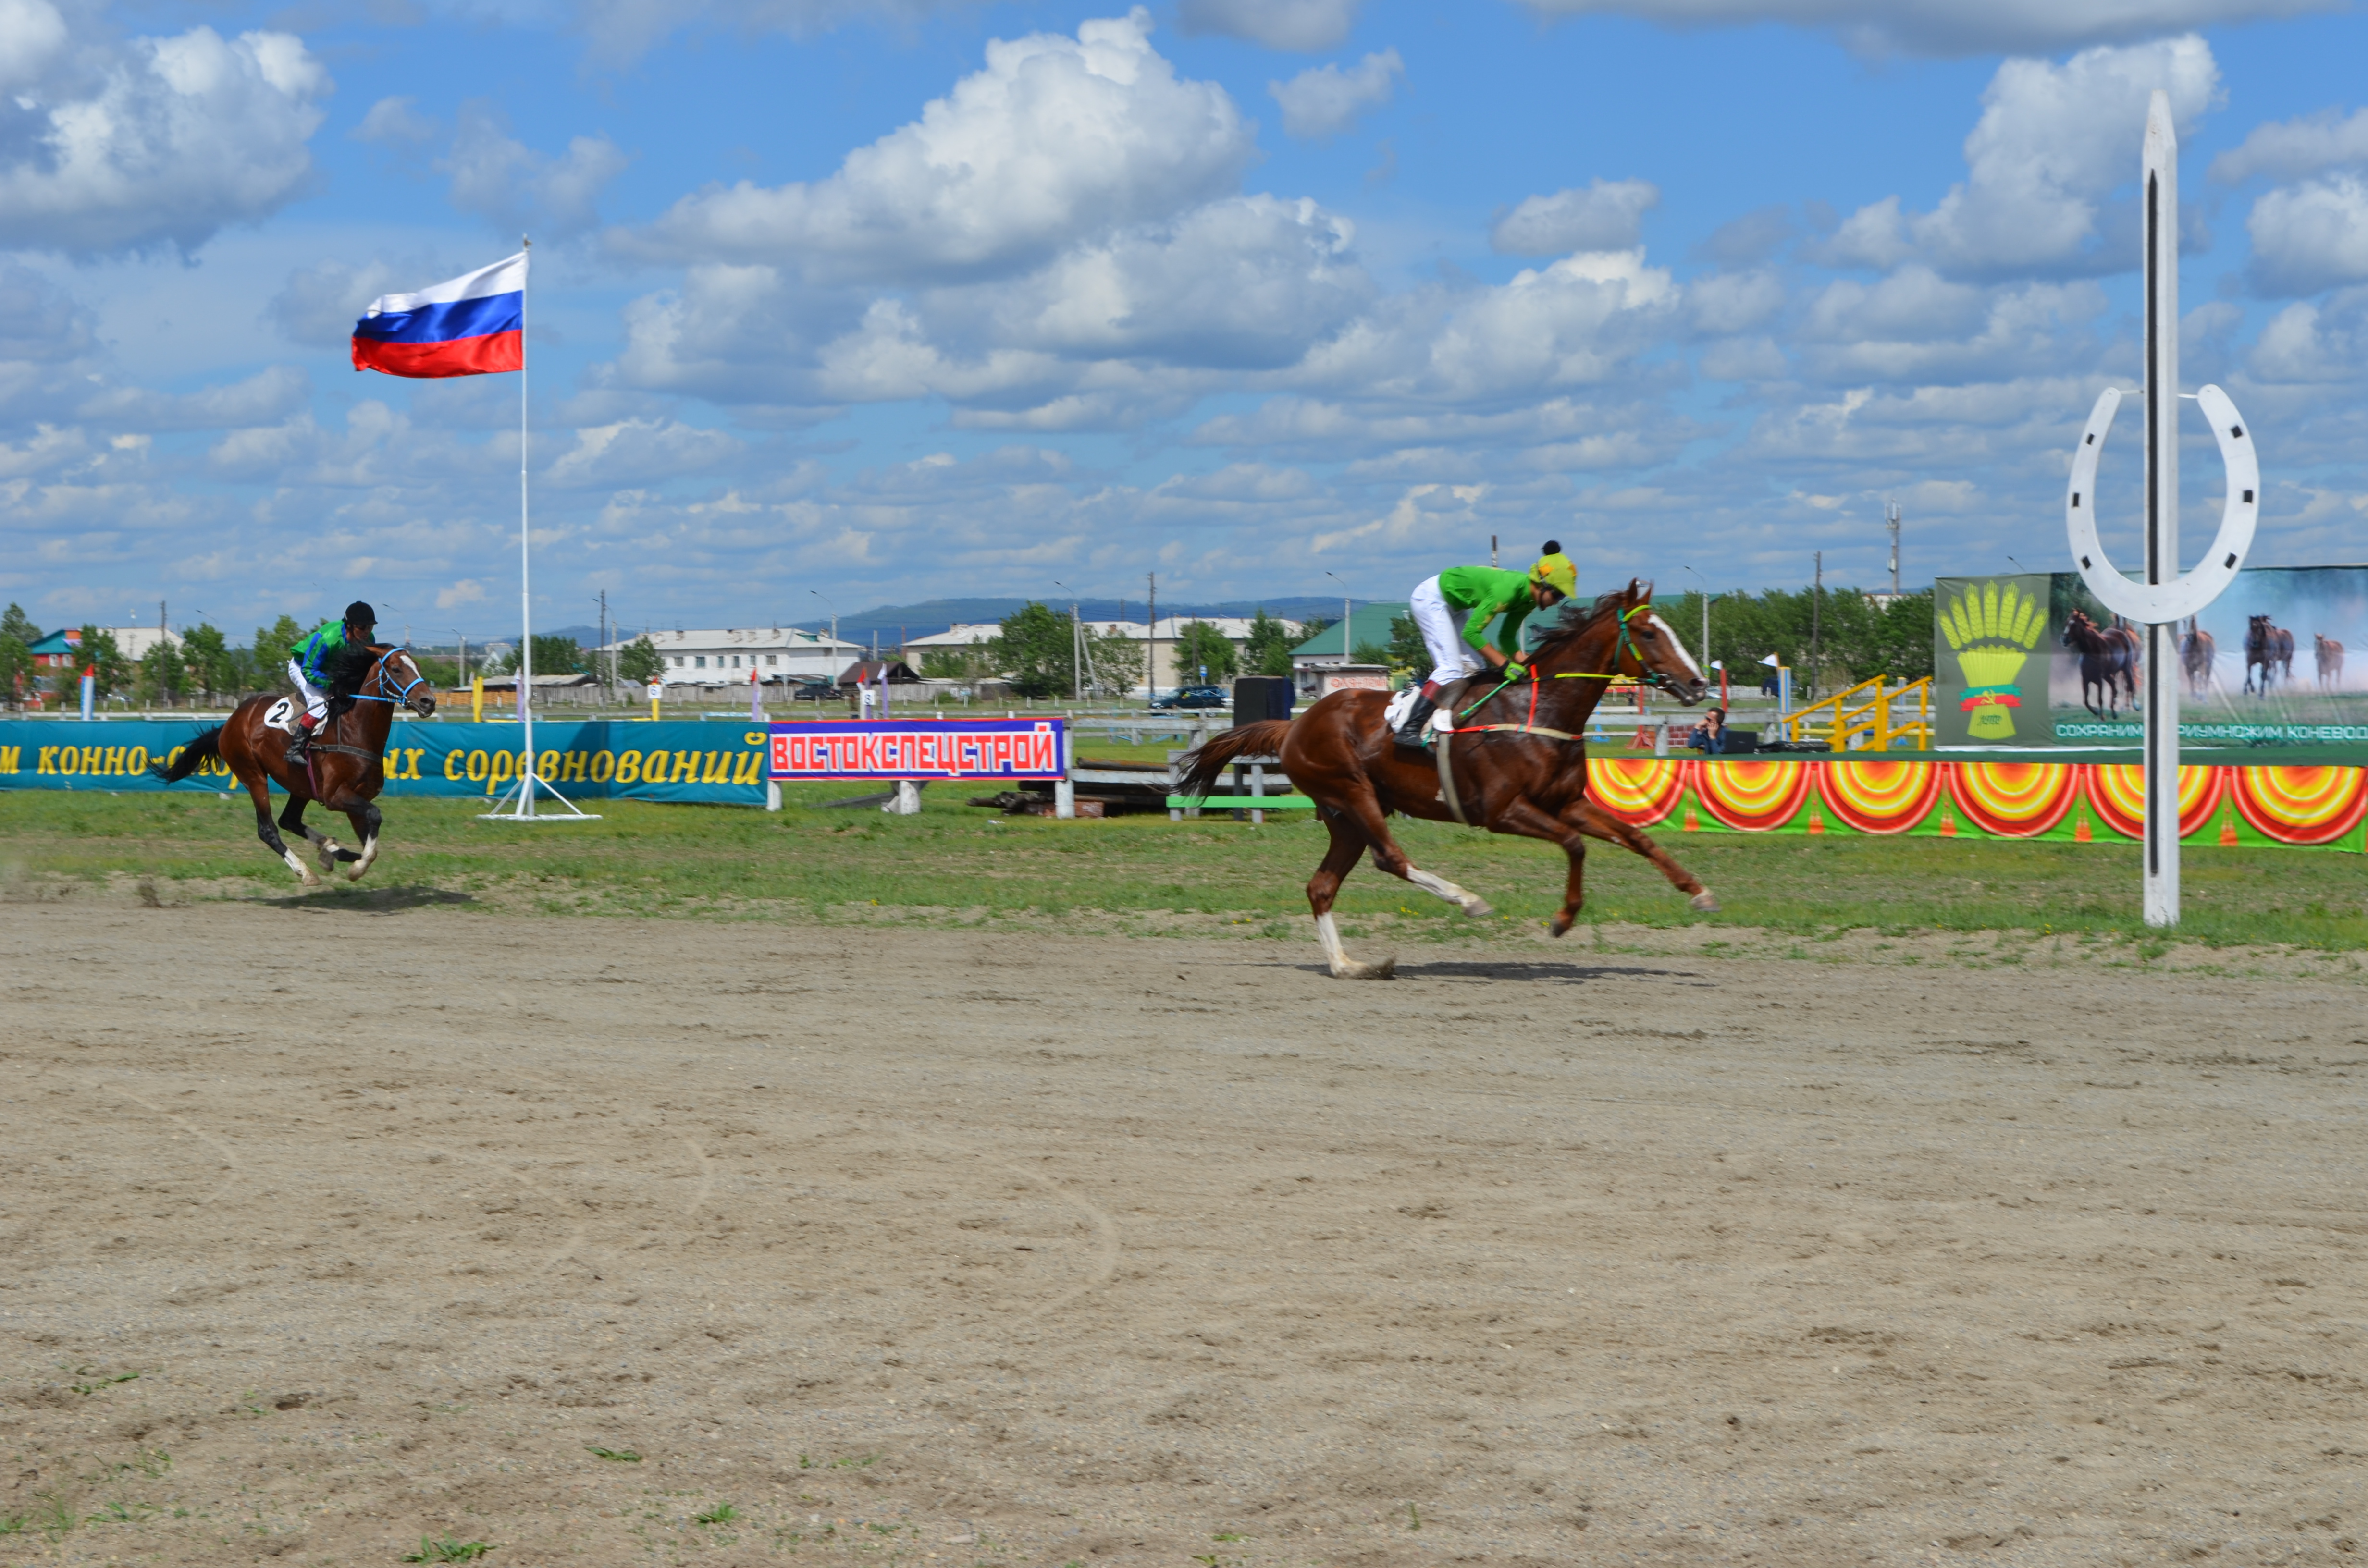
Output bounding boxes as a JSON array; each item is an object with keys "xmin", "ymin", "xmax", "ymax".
[
  {"xmin": 151, "ymin": 726, "xmax": 222, "ymax": 783},
  {"xmin": 1176, "ymin": 720, "xmax": 1293, "ymax": 799}
]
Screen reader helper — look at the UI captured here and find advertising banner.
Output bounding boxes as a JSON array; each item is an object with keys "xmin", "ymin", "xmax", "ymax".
[
  {"xmin": 1936, "ymin": 567, "xmax": 2368, "ymax": 749},
  {"xmin": 1581, "ymin": 757, "xmax": 2367, "ymax": 852},
  {"xmin": 769, "ymin": 718, "xmax": 1065, "ymax": 781},
  {"xmin": 0, "ymin": 720, "xmax": 770, "ymax": 806}
]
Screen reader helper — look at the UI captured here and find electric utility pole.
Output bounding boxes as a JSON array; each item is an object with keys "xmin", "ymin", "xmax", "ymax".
[
  {"xmin": 1146, "ymin": 572, "xmax": 1157, "ymax": 699},
  {"xmin": 1811, "ymin": 551, "xmax": 1823, "ymax": 698},
  {"xmin": 1885, "ymin": 499, "xmax": 1902, "ymax": 598}
]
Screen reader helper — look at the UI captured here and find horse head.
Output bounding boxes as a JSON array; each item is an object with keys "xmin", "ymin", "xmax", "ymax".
[
  {"xmin": 1530, "ymin": 580, "xmax": 1709, "ymax": 705},
  {"xmin": 365, "ymin": 645, "xmax": 437, "ymax": 718}
]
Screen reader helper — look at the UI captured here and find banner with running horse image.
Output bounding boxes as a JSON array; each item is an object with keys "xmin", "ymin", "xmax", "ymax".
[{"xmin": 1936, "ymin": 567, "xmax": 2368, "ymax": 750}]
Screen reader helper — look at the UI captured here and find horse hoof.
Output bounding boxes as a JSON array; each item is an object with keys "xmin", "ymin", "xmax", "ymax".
[
  {"xmin": 1461, "ymin": 897, "xmax": 1494, "ymax": 919},
  {"xmin": 1548, "ymin": 915, "xmax": 1574, "ymax": 938},
  {"xmin": 1332, "ymin": 956, "xmax": 1397, "ymax": 980},
  {"xmin": 1689, "ymin": 890, "xmax": 1722, "ymax": 913}
]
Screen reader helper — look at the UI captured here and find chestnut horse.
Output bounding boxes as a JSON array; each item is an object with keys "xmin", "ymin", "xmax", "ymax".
[
  {"xmin": 150, "ymin": 645, "xmax": 435, "ymax": 885},
  {"xmin": 1180, "ymin": 582, "xmax": 1713, "ymax": 979},
  {"xmin": 2063, "ymin": 609, "xmax": 2141, "ymax": 719}
]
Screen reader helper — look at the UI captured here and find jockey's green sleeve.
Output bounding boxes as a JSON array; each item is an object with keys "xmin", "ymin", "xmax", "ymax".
[
  {"xmin": 292, "ymin": 619, "xmax": 351, "ymax": 678},
  {"xmin": 1436, "ymin": 565, "xmax": 1539, "ymax": 656}
]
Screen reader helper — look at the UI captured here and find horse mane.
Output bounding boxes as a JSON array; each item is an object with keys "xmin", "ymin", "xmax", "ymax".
[{"xmin": 1528, "ymin": 583, "xmax": 1648, "ymax": 660}]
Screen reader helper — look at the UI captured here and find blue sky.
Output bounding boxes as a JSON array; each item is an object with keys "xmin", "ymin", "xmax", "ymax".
[{"xmin": 5, "ymin": 0, "xmax": 2368, "ymax": 640}]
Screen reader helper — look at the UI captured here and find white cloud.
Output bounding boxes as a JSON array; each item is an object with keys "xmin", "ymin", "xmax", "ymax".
[
  {"xmin": 619, "ymin": 10, "xmax": 1252, "ymax": 284},
  {"xmin": 267, "ymin": 259, "xmax": 419, "ymax": 347},
  {"xmin": 545, "ymin": 419, "xmax": 745, "ymax": 488},
  {"xmin": 2247, "ymin": 175, "xmax": 2368, "ymax": 295},
  {"xmin": 1507, "ymin": 0, "xmax": 2328, "ymax": 57},
  {"xmin": 1269, "ymin": 49, "xmax": 1401, "ymax": 141},
  {"xmin": 77, "ymin": 365, "xmax": 312, "ymax": 433},
  {"xmin": 1813, "ymin": 37, "xmax": 2219, "ymax": 277},
  {"xmin": 1177, "ymin": 0, "xmax": 1361, "ymax": 51},
  {"xmin": 0, "ymin": 0, "xmax": 69, "ymax": 93},
  {"xmin": 353, "ymin": 95, "xmax": 438, "ymax": 147},
  {"xmin": 2212, "ymin": 107, "xmax": 2368, "ymax": 185},
  {"xmin": 0, "ymin": 23, "xmax": 331, "ymax": 256},
  {"xmin": 1491, "ymin": 178, "xmax": 1660, "ymax": 256},
  {"xmin": 444, "ymin": 102, "xmax": 628, "ymax": 238},
  {"xmin": 570, "ymin": 0, "xmax": 969, "ymax": 68},
  {"xmin": 436, "ymin": 579, "xmax": 488, "ymax": 610}
]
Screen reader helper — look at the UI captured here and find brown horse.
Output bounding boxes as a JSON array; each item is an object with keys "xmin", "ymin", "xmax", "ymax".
[
  {"xmin": 2063, "ymin": 609, "xmax": 2141, "ymax": 719},
  {"xmin": 2317, "ymin": 633, "xmax": 2345, "ymax": 691},
  {"xmin": 1181, "ymin": 582, "xmax": 1713, "ymax": 979},
  {"xmin": 2245, "ymin": 614, "xmax": 2295, "ymax": 696},
  {"xmin": 151, "ymin": 645, "xmax": 435, "ymax": 885},
  {"xmin": 2180, "ymin": 616, "xmax": 2216, "ymax": 698}
]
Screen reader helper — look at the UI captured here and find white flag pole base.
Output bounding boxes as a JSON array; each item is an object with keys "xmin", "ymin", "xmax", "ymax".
[{"xmin": 479, "ymin": 768, "xmax": 600, "ymax": 822}]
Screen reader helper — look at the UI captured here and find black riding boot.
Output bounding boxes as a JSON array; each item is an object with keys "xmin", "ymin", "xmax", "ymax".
[
  {"xmin": 286, "ymin": 722, "xmax": 314, "ymax": 768},
  {"xmin": 1394, "ymin": 693, "xmax": 1437, "ymax": 748}
]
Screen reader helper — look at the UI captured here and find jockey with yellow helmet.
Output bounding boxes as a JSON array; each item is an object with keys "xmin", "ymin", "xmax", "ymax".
[{"xmin": 1394, "ymin": 544, "xmax": 1578, "ymax": 747}]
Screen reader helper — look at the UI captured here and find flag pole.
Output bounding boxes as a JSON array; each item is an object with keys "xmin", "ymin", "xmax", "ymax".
[{"xmin": 485, "ymin": 235, "xmax": 596, "ymax": 822}]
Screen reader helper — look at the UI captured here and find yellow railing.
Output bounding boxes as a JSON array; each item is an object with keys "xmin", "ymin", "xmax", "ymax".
[{"xmin": 1770, "ymin": 676, "xmax": 1933, "ymax": 751}]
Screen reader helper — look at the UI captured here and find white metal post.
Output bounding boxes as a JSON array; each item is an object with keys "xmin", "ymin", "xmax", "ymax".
[
  {"xmin": 2142, "ymin": 96, "xmax": 2181, "ymax": 928},
  {"xmin": 483, "ymin": 237, "xmax": 595, "ymax": 823}
]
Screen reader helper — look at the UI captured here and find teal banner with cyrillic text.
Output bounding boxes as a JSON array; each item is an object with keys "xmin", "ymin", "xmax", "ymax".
[{"xmin": 0, "ymin": 720, "xmax": 769, "ymax": 806}]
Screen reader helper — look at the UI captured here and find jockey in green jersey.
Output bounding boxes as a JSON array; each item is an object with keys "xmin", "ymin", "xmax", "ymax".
[
  {"xmin": 1394, "ymin": 546, "xmax": 1577, "ymax": 747},
  {"xmin": 286, "ymin": 600, "xmax": 376, "ymax": 766}
]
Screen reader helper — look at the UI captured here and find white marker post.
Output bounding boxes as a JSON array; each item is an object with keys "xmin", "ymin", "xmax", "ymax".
[{"xmin": 2064, "ymin": 92, "xmax": 2259, "ymax": 927}]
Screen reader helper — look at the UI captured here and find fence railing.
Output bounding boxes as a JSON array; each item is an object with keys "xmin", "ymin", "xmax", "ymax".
[{"xmin": 1768, "ymin": 676, "xmax": 1934, "ymax": 751}]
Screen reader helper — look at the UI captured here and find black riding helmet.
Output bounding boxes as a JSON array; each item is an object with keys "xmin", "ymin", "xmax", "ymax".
[{"xmin": 344, "ymin": 600, "xmax": 376, "ymax": 638}]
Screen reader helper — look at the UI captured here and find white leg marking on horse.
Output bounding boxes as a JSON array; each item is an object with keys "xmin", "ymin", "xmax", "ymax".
[
  {"xmin": 282, "ymin": 847, "xmax": 319, "ymax": 886},
  {"xmin": 1406, "ymin": 866, "xmax": 1494, "ymax": 918},
  {"xmin": 351, "ymin": 835, "xmax": 380, "ymax": 881},
  {"xmin": 1315, "ymin": 912, "xmax": 1395, "ymax": 980}
]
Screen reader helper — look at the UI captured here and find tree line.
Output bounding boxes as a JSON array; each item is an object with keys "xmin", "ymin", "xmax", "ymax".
[
  {"xmin": 0, "ymin": 605, "xmax": 677, "ymax": 710},
  {"xmin": 915, "ymin": 604, "xmax": 1308, "ymax": 698},
  {"xmin": 1356, "ymin": 585, "xmax": 1935, "ymax": 697}
]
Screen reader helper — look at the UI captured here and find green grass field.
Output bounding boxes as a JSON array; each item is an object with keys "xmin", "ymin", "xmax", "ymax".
[{"xmin": 3, "ymin": 784, "xmax": 2364, "ymax": 951}]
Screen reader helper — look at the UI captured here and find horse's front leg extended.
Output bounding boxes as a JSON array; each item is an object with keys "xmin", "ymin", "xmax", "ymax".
[
  {"xmin": 1566, "ymin": 799, "xmax": 1719, "ymax": 914},
  {"xmin": 281, "ymin": 793, "xmax": 352, "ymax": 873},
  {"xmin": 251, "ymin": 777, "xmax": 318, "ymax": 886}
]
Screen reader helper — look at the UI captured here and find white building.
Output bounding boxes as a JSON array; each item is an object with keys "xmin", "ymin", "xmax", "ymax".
[
  {"xmin": 601, "ymin": 626, "xmax": 862, "ymax": 686},
  {"xmin": 901, "ymin": 616, "xmax": 1298, "ymax": 693},
  {"xmin": 98, "ymin": 626, "xmax": 177, "ymax": 661}
]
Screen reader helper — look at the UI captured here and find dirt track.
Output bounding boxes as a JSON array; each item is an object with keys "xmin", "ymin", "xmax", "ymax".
[{"xmin": 4, "ymin": 897, "xmax": 2366, "ymax": 1567}]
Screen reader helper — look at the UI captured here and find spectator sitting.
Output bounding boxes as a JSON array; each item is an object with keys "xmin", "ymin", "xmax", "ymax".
[{"xmin": 1684, "ymin": 707, "xmax": 1729, "ymax": 754}]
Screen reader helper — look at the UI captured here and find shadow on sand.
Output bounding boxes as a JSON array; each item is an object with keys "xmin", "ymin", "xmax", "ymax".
[
  {"xmin": 262, "ymin": 884, "xmax": 476, "ymax": 914},
  {"xmin": 1275, "ymin": 957, "xmax": 1710, "ymax": 984}
]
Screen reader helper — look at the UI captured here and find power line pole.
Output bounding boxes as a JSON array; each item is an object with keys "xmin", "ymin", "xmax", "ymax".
[
  {"xmin": 1146, "ymin": 572, "xmax": 1157, "ymax": 700},
  {"xmin": 1811, "ymin": 550, "xmax": 1823, "ymax": 698},
  {"xmin": 1885, "ymin": 499, "xmax": 1903, "ymax": 598}
]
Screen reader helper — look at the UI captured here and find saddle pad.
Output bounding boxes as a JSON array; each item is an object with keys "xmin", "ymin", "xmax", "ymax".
[
  {"xmin": 263, "ymin": 697, "xmax": 299, "ymax": 735},
  {"xmin": 1382, "ymin": 686, "xmax": 1419, "ymax": 731}
]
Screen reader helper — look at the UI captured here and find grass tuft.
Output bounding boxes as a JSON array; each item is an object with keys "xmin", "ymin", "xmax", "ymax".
[
  {"xmin": 401, "ymin": 1535, "xmax": 493, "ymax": 1563},
  {"xmin": 585, "ymin": 1446, "xmax": 641, "ymax": 1463}
]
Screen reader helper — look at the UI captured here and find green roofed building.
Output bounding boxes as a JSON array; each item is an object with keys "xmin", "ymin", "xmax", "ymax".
[
  {"xmin": 1290, "ymin": 603, "xmax": 1408, "ymax": 663},
  {"xmin": 1289, "ymin": 602, "xmax": 1409, "ymax": 697}
]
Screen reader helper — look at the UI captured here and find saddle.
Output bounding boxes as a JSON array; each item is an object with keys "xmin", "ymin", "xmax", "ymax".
[{"xmin": 1382, "ymin": 676, "xmax": 1471, "ymax": 751}]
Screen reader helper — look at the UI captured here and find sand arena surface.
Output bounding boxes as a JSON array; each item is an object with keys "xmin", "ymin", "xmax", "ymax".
[{"xmin": 3, "ymin": 898, "xmax": 2366, "ymax": 1566}]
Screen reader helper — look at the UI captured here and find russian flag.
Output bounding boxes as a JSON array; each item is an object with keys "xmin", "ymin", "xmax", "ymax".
[{"xmin": 351, "ymin": 252, "xmax": 526, "ymax": 378}]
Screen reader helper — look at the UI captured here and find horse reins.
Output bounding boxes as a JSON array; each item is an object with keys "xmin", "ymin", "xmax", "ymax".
[{"xmin": 1433, "ymin": 604, "xmax": 1662, "ymax": 824}]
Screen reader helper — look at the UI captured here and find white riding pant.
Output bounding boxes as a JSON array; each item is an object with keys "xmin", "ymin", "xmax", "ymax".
[
  {"xmin": 287, "ymin": 658, "xmax": 328, "ymax": 724},
  {"xmin": 1410, "ymin": 576, "xmax": 1485, "ymax": 689}
]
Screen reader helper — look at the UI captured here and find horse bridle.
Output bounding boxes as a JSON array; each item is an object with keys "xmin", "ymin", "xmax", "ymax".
[
  {"xmin": 349, "ymin": 647, "xmax": 430, "ymax": 709},
  {"xmin": 1458, "ymin": 603, "xmax": 1668, "ymax": 720}
]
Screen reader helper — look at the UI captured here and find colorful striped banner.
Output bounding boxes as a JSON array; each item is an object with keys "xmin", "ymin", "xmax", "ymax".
[
  {"xmin": 2229, "ymin": 765, "xmax": 2368, "ymax": 846},
  {"xmin": 1816, "ymin": 759, "xmax": 1944, "ymax": 834},
  {"xmin": 2082, "ymin": 763, "xmax": 2225, "ymax": 840},
  {"xmin": 1691, "ymin": 759, "xmax": 1815, "ymax": 831},
  {"xmin": 1946, "ymin": 761, "xmax": 2081, "ymax": 838},
  {"xmin": 1587, "ymin": 757, "xmax": 1686, "ymax": 825}
]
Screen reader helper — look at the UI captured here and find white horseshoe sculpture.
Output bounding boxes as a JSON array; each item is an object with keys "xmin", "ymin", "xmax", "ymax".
[{"xmin": 2063, "ymin": 381, "xmax": 2258, "ymax": 624}]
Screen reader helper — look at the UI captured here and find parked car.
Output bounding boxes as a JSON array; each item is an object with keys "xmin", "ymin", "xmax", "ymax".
[
  {"xmin": 787, "ymin": 680, "xmax": 839, "ymax": 702},
  {"xmin": 1151, "ymin": 685, "xmax": 1229, "ymax": 710}
]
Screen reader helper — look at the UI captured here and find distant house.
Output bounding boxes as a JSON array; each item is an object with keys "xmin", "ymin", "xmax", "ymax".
[
  {"xmin": 600, "ymin": 626, "xmax": 862, "ymax": 687},
  {"xmin": 26, "ymin": 628, "xmax": 79, "ymax": 670},
  {"xmin": 1290, "ymin": 604, "xmax": 1411, "ymax": 693}
]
